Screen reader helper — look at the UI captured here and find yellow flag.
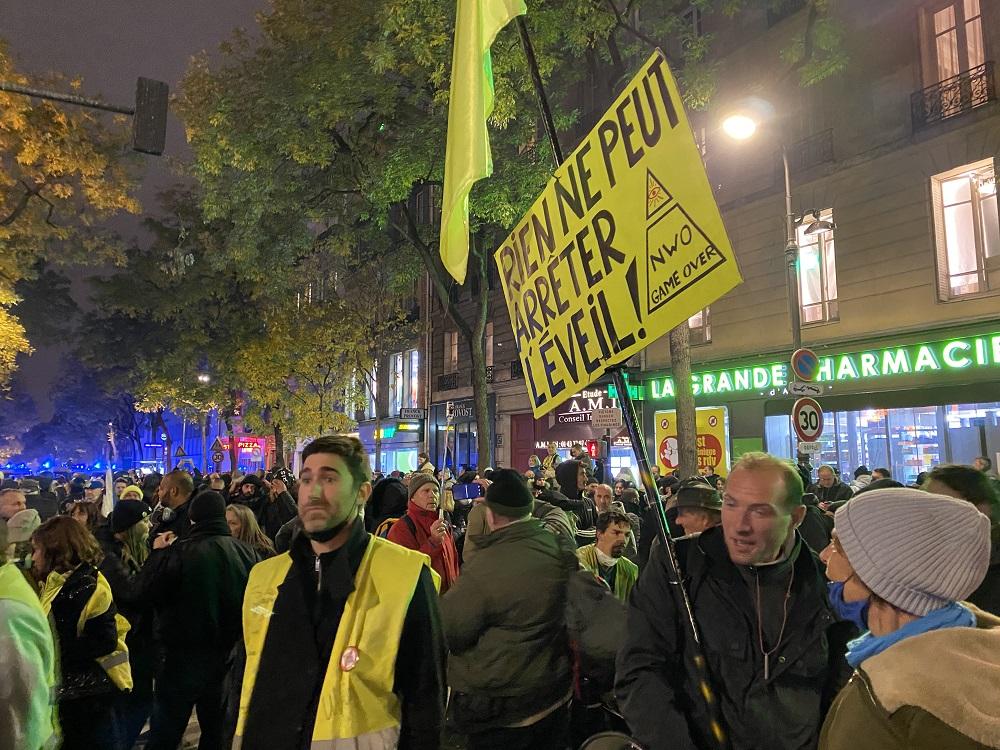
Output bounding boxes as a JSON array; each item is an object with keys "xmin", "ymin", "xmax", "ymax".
[{"xmin": 439, "ymin": 0, "xmax": 527, "ymax": 283}]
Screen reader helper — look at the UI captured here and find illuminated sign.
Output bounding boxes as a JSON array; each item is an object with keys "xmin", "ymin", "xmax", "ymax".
[
  {"xmin": 635, "ymin": 332, "xmax": 1000, "ymax": 401},
  {"xmin": 555, "ymin": 388, "xmax": 620, "ymax": 425}
]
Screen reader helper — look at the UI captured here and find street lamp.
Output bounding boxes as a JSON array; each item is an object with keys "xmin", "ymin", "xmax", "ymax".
[
  {"xmin": 721, "ymin": 110, "xmax": 821, "ymax": 352},
  {"xmin": 197, "ymin": 373, "xmax": 211, "ymax": 384}
]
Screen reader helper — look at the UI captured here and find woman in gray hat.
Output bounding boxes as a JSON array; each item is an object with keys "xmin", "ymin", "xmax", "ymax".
[{"xmin": 819, "ymin": 488, "xmax": 999, "ymax": 750}]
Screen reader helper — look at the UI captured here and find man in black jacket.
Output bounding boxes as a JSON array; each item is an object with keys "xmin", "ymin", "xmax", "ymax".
[
  {"xmin": 808, "ymin": 465, "xmax": 853, "ymax": 508},
  {"xmin": 148, "ymin": 469, "xmax": 195, "ymax": 544},
  {"xmin": 137, "ymin": 490, "xmax": 256, "ymax": 750},
  {"xmin": 616, "ymin": 452, "xmax": 855, "ymax": 750}
]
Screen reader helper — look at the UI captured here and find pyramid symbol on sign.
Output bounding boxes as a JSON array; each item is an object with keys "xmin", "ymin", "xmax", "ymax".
[{"xmin": 646, "ymin": 169, "xmax": 673, "ymax": 219}]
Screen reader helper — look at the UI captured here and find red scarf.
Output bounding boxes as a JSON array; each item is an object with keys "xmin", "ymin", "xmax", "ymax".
[{"xmin": 405, "ymin": 500, "xmax": 460, "ymax": 592}]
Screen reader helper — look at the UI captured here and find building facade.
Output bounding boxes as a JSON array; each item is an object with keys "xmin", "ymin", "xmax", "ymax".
[{"xmin": 632, "ymin": 0, "xmax": 1000, "ymax": 483}]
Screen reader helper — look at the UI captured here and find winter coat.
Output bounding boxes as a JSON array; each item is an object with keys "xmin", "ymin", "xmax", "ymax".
[
  {"xmin": 819, "ymin": 608, "xmax": 1000, "ymax": 750},
  {"xmin": 39, "ymin": 564, "xmax": 121, "ymax": 701},
  {"xmin": 808, "ymin": 480, "xmax": 854, "ymax": 506},
  {"xmin": 133, "ymin": 517, "xmax": 256, "ymax": 657},
  {"xmin": 25, "ymin": 491, "xmax": 58, "ymax": 522},
  {"xmin": 441, "ymin": 518, "xmax": 578, "ymax": 732},
  {"xmin": 616, "ymin": 527, "xmax": 856, "ymax": 750},
  {"xmin": 387, "ymin": 502, "xmax": 460, "ymax": 593},
  {"xmin": 364, "ymin": 477, "xmax": 409, "ymax": 534},
  {"xmin": 799, "ymin": 504, "xmax": 834, "ymax": 553},
  {"xmin": 461, "ymin": 498, "xmax": 575, "ymax": 563},
  {"xmin": 253, "ymin": 490, "xmax": 297, "ymax": 542}
]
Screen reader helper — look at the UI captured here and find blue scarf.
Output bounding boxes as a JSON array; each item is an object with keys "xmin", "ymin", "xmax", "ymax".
[{"xmin": 845, "ymin": 601, "xmax": 975, "ymax": 668}]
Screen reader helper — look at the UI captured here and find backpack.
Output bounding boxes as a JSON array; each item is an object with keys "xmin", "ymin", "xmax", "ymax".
[{"xmin": 375, "ymin": 514, "xmax": 416, "ymax": 540}]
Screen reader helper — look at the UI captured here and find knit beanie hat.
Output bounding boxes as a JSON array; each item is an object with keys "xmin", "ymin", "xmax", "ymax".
[
  {"xmin": 670, "ymin": 477, "xmax": 722, "ymax": 511},
  {"xmin": 408, "ymin": 473, "xmax": 440, "ymax": 501},
  {"xmin": 189, "ymin": 490, "xmax": 227, "ymax": 524},
  {"xmin": 834, "ymin": 488, "xmax": 991, "ymax": 616},
  {"xmin": 485, "ymin": 468, "xmax": 534, "ymax": 516},
  {"xmin": 111, "ymin": 499, "xmax": 152, "ymax": 534},
  {"xmin": 119, "ymin": 485, "xmax": 144, "ymax": 502},
  {"xmin": 6, "ymin": 508, "xmax": 40, "ymax": 545}
]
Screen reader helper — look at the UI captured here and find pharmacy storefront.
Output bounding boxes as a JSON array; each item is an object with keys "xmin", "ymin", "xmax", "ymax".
[{"xmin": 632, "ymin": 327, "xmax": 1000, "ymax": 485}]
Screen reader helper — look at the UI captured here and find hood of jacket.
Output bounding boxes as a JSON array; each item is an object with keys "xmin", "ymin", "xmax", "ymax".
[
  {"xmin": 862, "ymin": 611, "xmax": 1000, "ymax": 747},
  {"xmin": 554, "ymin": 460, "xmax": 583, "ymax": 500}
]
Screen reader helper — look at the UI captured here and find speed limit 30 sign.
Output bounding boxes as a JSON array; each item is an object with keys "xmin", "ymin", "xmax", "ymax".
[{"xmin": 792, "ymin": 397, "xmax": 824, "ymax": 442}]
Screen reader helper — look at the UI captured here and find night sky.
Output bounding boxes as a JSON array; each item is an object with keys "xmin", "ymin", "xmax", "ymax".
[{"xmin": 4, "ymin": 0, "xmax": 266, "ymax": 415}]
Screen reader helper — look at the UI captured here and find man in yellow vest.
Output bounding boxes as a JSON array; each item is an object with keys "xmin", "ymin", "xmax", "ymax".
[
  {"xmin": 234, "ymin": 435, "xmax": 446, "ymax": 749},
  {"xmin": 577, "ymin": 509, "xmax": 639, "ymax": 602},
  {"xmin": 0, "ymin": 517, "xmax": 57, "ymax": 749}
]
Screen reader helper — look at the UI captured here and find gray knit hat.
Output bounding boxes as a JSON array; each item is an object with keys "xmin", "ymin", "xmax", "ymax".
[
  {"xmin": 407, "ymin": 473, "xmax": 439, "ymax": 502},
  {"xmin": 834, "ymin": 488, "xmax": 991, "ymax": 616}
]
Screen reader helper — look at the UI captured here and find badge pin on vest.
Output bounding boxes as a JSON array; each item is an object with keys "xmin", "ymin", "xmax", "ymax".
[{"xmin": 340, "ymin": 646, "xmax": 360, "ymax": 672}]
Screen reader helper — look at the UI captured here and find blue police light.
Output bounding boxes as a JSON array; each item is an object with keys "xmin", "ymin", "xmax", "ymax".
[
  {"xmin": 42, "ymin": 461, "xmax": 52, "ymax": 469},
  {"xmin": 94, "ymin": 462, "xmax": 102, "ymax": 470}
]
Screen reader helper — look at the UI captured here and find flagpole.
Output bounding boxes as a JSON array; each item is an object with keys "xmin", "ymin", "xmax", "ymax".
[
  {"xmin": 513, "ymin": 26, "xmax": 729, "ymax": 748},
  {"xmin": 514, "ymin": 17, "xmax": 563, "ymax": 167}
]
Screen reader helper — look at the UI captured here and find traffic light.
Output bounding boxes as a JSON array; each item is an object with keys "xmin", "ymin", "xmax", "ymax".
[
  {"xmin": 133, "ymin": 77, "xmax": 168, "ymax": 155},
  {"xmin": 584, "ymin": 439, "xmax": 600, "ymax": 459}
]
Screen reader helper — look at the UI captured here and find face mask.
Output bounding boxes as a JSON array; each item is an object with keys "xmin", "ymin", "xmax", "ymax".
[{"xmin": 827, "ymin": 580, "xmax": 870, "ymax": 630}]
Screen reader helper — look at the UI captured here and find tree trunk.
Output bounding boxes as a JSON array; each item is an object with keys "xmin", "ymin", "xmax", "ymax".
[
  {"xmin": 273, "ymin": 422, "xmax": 286, "ymax": 468},
  {"xmin": 201, "ymin": 412, "xmax": 208, "ymax": 472},
  {"xmin": 224, "ymin": 415, "xmax": 239, "ymax": 473},
  {"xmin": 469, "ymin": 333, "xmax": 491, "ymax": 471},
  {"xmin": 669, "ymin": 322, "xmax": 697, "ymax": 478}
]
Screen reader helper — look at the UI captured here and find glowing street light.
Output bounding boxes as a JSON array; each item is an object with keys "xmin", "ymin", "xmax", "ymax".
[{"xmin": 721, "ymin": 113, "xmax": 757, "ymax": 141}]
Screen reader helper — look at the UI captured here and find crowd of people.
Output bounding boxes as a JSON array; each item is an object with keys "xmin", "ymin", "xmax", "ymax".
[{"xmin": 1, "ymin": 439, "xmax": 998, "ymax": 750}]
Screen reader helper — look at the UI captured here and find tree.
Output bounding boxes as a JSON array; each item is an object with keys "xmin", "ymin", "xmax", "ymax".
[
  {"xmin": 0, "ymin": 41, "xmax": 142, "ymax": 384},
  {"xmin": 178, "ymin": 0, "xmax": 847, "ymax": 471},
  {"xmin": 0, "ymin": 373, "xmax": 37, "ymax": 462}
]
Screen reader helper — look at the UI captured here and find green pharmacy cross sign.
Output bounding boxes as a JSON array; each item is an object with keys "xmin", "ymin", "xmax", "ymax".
[{"xmin": 624, "ymin": 332, "xmax": 1000, "ymax": 402}]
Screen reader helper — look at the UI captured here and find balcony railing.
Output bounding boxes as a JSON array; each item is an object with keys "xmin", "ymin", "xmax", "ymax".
[
  {"xmin": 485, "ymin": 365, "xmax": 494, "ymax": 383},
  {"xmin": 437, "ymin": 372, "xmax": 459, "ymax": 391},
  {"xmin": 784, "ymin": 129, "xmax": 834, "ymax": 174},
  {"xmin": 911, "ymin": 62, "xmax": 996, "ymax": 131}
]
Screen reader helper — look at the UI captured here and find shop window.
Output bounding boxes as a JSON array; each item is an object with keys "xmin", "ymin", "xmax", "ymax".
[
  {"xmin": 688, "ymin": 308, "xmax": 711, "ymax": 345},
  {"xmin": 408, "ymin": 349, "xmax": 420, "ymax": 409},
  {"xmin": 444, "ymin": 331, "xmax": 459, "ymax": 374},
  {"xmin": 932, "ymin": 159, "xmax": 999, "ymax": 299},
  {"xmin": 796, "ymin": 209, "xmax": 838, "ymax": 324},
  {"xmin": 485, "ymin": 322, "xmax": 494, "ymax": 367},
  {"xmin": 765, "ymin": 401, "xmax": 1000, "ymax": 487}
]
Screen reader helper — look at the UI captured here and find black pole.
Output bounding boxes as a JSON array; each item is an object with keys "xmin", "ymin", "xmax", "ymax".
[
  {"xmin": 610, "ymin": 367, "xmax": 728, "ymax": 748},
  {"xmin": 515, "ymin": 17, "xmax": 564, "ymax": 167},
  {"xmin": 510, "ymin": 21, "xmax": 729, "ymax": 744},
  {"xmin": 0, "ymin": 81, "xmax": 135, "ymax": 115}
]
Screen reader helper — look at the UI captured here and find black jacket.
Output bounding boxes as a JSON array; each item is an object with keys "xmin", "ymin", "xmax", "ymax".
[
  {"xmin": 26, "ymin": 491, "xmax": 59, "ymax": 521},
  {"xmin": 253, "ymin": 490, "xmax": 297, "ymax": 541},
  {"xmin": 148, "ymin": 497, "xmax": 192, "ymax": 544},
  {"xmin": 48, "ymin": 563, "xmax": 119, "ymax": 700},
  {"xmin": 616, "ymin": 527, "xmax": 855, "ymax": 750},
  {"xmin": 237, "ymin": 518, "xmax": 446, "ymax": 749},
  {"xmin": 134, "ymin": 517, "xmax": 257, "ymax": 655},
  {"xmin": 807, "ymin": 481, "xmax": 853, "ymax": 506},
  {"xmin": 798, "ymin": 504, "xmax": 834, "ymax": 554}
]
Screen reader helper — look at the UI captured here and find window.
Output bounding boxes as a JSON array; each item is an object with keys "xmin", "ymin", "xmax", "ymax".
[
  {"xmin": 388, "ymin": 353, "xmax": 404, "ymax": 415},
  {"xmin": 408, "ymin": 349, "xmax": 420, "ymax": 409},
  {"xmin": 364, "ymin": 364, "xmax": 377, "ymax": 420},
  {"xmin": 932, "ymin": 159, "xmax": 999, "ymax": 298},
  {"xmin": 485, "ymin": 322, "xmax": 494, "ymax": 367},
  {"xmin": 444, "ymin": 331, "xmax": 459, "ymax": 374},
  {"xmin": 796, "ymin": 209, "xmax": 839, "ymax": 323},
  {"xmin": 688, "ymin": 308, "xmax": 711, "ymax": 345},
  {"xmin": 928, "ymin": 0, "xmax": 984, "ymax": 83}
]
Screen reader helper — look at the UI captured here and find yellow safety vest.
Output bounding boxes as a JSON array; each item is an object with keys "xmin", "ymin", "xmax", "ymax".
[
  {"xmin": 0, "ymin": 563, "xmax": 59, "ymax": 748},
  {"xmin": 234, "ymin": 535, "xmax": 439, "ymax": 750},
  {"xmin": 39, "ymin": 567, "xmax": 133, "ymax": 692}
]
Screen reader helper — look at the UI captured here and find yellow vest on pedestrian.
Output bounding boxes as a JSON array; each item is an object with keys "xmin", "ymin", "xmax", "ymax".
[
  {"xmin": 234, "ymin": 535, "xmax": 438, "ymax": 750},
  {"xmin": 39, "ymin": 566, "xmax": 133, "ymax": 692}
]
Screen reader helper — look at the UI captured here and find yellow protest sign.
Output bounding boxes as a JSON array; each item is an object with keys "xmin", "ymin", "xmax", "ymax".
[
  {"xmin": 655, "ymin": 407, "xmax": 730, "ymax": 477},
  {"xmin": 495, "ymin": 50, "xmax": 743, "ymax": 417}
]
